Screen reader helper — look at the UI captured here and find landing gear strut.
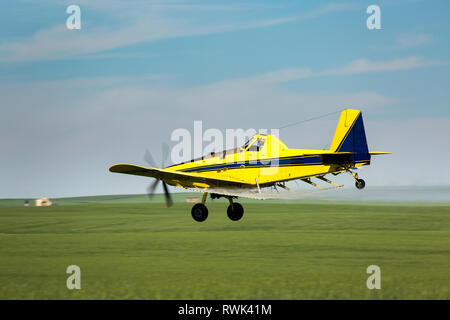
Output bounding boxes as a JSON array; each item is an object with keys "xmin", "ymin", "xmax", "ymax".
[{"xmin": 347, "ymin": 169, "xmax": 366, "ymax": 190}]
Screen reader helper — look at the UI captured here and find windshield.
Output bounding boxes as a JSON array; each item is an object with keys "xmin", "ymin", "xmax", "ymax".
[
  {"xmin": 247, "ymin": 138, "xmax": 265, "ymax": 152},
  {"xmin": 241, "ymin": 138, "xmax": 254, "ymax": 150}
]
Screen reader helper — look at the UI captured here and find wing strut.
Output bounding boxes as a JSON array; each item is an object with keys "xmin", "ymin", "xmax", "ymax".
[
  {"xmin": 317, "ymin": 176, "xmax": 342, "ymax": 187},
  {"xmin": 255, "ymin": 178, "xmax": 262, "ymax": 194},
  {"xmin": 301, "ymin": 178, "xmax": 324, "ymax": 190}
]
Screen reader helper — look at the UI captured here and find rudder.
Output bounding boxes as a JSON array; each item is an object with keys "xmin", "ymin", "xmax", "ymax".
[{"xmin": 330, "ymin": 109, "xmax": 370, "ymax": 162}]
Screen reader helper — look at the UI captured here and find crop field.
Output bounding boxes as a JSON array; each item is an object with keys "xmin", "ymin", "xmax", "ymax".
[{"xmin": 0, "ymin": 194, "xmax": 449, "ymax": 299}]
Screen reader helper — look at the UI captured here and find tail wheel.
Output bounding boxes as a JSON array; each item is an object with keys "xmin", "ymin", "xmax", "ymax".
[
  {"xmin": 191, "ymin": 203, "xmax": 208, "ymax": 222},
  {"xmin": 355, "ymin": 179, "xmax": 366, "ymax": 189},
  {"xmin": 227, "ymin": 202, "xmax": 244, "ymax": 221}
]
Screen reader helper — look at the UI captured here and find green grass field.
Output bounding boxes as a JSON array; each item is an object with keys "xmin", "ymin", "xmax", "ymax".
[{"xmin": 0, "ymin": 195, "xmax": 449, "ymax": 299}]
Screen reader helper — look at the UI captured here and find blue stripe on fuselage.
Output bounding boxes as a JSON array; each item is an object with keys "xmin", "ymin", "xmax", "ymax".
[{"xmin": 180, "ymin": 155, "xmax": 323, "ymax": 173}]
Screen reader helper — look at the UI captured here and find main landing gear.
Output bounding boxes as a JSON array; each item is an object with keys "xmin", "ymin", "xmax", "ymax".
[
  {"xmin": 190, "ymin": 192, "xmax": 244, "ymax": 222},
  {"xmin": 347, "ymin": 169, "xmax": 366, "ymax": 190},
  {"xmin": 227, "ymin": 199, "xmax": 244, "ymax": 221},
  {"xmin": 355, "ymin": 179, "xmax": 366, "ymax": 189},
  {"xmin": 191, "ymin": 192, "xmax": 208, "ymax": 222},
  {"xmin": 191, "ymin": 203, "xmax": 208, "ymax": 222}
]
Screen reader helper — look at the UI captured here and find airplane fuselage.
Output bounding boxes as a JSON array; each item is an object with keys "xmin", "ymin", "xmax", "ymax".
[{"xmin": 165, "ymin": 143, "xmax": 370, "ymax": 188}]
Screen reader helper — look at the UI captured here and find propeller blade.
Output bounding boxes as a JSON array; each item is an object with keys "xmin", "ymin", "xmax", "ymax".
[
  {"xmin": 147, "ymin": 179, "xmax": 159, "ymax": 199},
  {"xmin": 144, "ymin": 149, "xmax": 156, "ymax": 167},
  {"xmin": 162, "ymin": 181, "xmax": 173, "ymax": 207},
  {"xmin": 161, "ymin": 143, "xmax": 170, "ymax": 168},
  {"xmin": 144, "ymin": 145, "xmax": 172, "ymax": 207}
]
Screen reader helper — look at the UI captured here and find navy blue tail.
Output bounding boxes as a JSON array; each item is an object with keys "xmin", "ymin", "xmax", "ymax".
[{"xmin": 337, "ymin": 113, "xmax": 370, "ymax": 162}]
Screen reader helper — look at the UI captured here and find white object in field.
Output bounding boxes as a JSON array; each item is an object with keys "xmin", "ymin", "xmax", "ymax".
[
  {"xmin": 186, "ymin": 197, "xmax": 200, "ymax": 203},
  {"xmin": 35, "ymin": 197, "xmax": 52, "ymax": 206}
]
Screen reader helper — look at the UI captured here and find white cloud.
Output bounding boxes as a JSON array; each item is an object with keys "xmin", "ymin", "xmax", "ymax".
[
  {"xmin": 396, "ymin": 34, "xmax": 433, "ymax": 49},
  {"xmin": 325, "ymin": 56, "xmax": 441, "ymax": 76},
  {"xmin": 0, "ymin": 2, "xmax": 358, "ymax": 63},
  {"xmin": 219, "ymin": 56, "xmax": 443, "ymax": 86},
  {"xmin": 2, "ymin": 55, "xmax": 436, "ymax": 154}
]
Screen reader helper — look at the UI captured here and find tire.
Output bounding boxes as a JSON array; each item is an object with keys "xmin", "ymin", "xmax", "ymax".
[
  {"xmin": 227, "ymin": 202, "xmax": 244, "ymax": 221},
  {"xmin": 355, "ymin": 179, "xmax": 366, "ymax": 189},
  {"xmin": 191, "ymin": 203, "xmax": 208, "ymax": 222}
]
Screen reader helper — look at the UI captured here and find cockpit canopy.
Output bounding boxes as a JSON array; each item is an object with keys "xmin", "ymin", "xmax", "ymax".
[
  {"xmin": 242, "ymin": 134, "xmax": 287, "ymax": 153},
  {"xmin": 242, "ymin": 136, "xmax": 266, "ymax": 152},
  {"xmin": 184, "ymin": 134, "xmax": 288, "ymax": 164}
]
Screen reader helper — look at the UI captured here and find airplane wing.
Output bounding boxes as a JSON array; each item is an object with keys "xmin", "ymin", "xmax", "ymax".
[{"xmin": 109, "ymin": 164, "xmax": 252, "ymax": 189}]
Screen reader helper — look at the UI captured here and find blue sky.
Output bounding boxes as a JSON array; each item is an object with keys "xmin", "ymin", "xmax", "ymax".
[{"xmin": 1, "ymin": 0, "xmax": 449, "ymax": 197}]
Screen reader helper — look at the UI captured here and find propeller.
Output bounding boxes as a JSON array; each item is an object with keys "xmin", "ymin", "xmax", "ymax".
[{"xmin": 145, "ymin": 143, "xmax": 173, "ymax": 207}]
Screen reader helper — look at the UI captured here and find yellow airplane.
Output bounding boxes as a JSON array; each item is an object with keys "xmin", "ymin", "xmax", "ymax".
[{"xmin": 110, "ymin": 109, "xmax": 390, "ymax": 222}]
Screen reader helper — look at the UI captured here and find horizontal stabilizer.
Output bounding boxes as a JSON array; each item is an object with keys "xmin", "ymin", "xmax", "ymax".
[{"xmin": 369, "ymin": 151, "xmax": 392, "ymax": 155}]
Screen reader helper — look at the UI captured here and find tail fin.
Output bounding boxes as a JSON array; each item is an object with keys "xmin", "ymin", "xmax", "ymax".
[{"xmin": 330, "ymin": 109, "xmax": 370, "ymax": 162}]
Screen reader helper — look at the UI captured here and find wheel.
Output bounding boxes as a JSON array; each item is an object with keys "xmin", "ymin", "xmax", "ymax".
[
  {"xmin": 227, "ymin": 202, "xmax": 244, "ymax": 221},
  {"xmin": 191, "ymin": 203, "xmax": 208, "ymax": 222},
  {"xmin": 355, "ymin": 179, "xmax": 366, "ymax": 189}
]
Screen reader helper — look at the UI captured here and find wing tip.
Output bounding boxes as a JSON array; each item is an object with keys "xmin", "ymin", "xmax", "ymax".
[
  {"xmin": 109, "ymin": 163, "xmax": 150, "ymax": 173},
  {"xmin": 109, "ymin": 164, "xmax": 124, "ymax": 172}
]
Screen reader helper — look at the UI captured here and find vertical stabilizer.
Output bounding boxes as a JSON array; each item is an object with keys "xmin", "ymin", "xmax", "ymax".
[{"xmin": 330, "ymin": 109, "xmax": 370, "ymax": 162}]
